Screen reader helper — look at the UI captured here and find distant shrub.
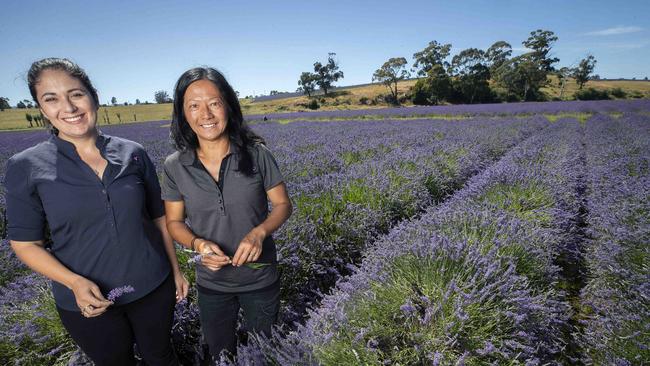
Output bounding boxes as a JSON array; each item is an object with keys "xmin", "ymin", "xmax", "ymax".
[
  {"xmin": 630, "ymin": 90, "xmax": 644, "ymax": 99},
  {"xmin": 493, "ymin": 90, "xmax": 520, "ymax": 103},
  {"xmin": 359, "ymin": 96, "xmax": 369, "ymax": 105},
  {"xmin": 610, "ymin": 88, "xmax": 626, "ymax": 98},
  {"xmin": 382, "ymin": 94, "xmax": 398, "ymax": 105},
  {"xmin": 411, "ymin": 80, "xmax": 434, "ymax": 105},
  {"xmin": 574, "ymin": 88, "xmax": 610, "ymax": 101},
  {"xmin": 307, "ymin": 99, "xmax": 320, "ymax": 110}
]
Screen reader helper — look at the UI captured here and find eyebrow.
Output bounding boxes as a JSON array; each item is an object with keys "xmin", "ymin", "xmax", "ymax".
[
  {"xmin": 185, "ymin": 96, "xmax": 222, "ymax": 103},
  {"xmin": 40, "ymin": 88, "xmax": 86, "ymax": 98}
]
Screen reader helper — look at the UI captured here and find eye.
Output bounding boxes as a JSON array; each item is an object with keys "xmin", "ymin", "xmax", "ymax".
[
  {"xmin": 43, "ymin": 96, "xmax": 57, "ymax": 103},
  {"xmin": 188, "ymin": 103, "xmax": 198, "ymax": 110},
  {"xmin": 71, "ymin": 91, "xmax": 86, "ymax": 99},
  {"xmin": 211, "ymin": 100, "xmax": 223, "ymax": 108}
]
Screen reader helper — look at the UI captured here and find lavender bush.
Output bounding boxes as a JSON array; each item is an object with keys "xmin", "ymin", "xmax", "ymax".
[{"xmin": 579, "ymin": 113, "xmax": 650, "ymax": 364}]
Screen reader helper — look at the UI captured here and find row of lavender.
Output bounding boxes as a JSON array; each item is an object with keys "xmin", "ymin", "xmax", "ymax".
[
  {"xmin": 246, "ymin": 99, "xmax": 650, "ymax": 121},
  {"xmin": 234, "ymin": 119, "xmax": 588, "ymax": 364},
  {"xmin": 261, "ymin": 118, "xmax": 547, "ymax": 325},
  {"xmin": 579, "ymin": 114, "xmax": 649, "ymax": 364},
  {"xmin": 0, "ymin": 117, "xmax": 545, "ymax": 365}
]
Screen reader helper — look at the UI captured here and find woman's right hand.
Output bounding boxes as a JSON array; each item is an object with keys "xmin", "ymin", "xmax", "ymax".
[
  {"xmin": 70, "ymin": 276, "xmax": 113, "ymax": 318},
  {"xmin": 196, "ymin": 240, "xmax": 232, "ymax": 271}
]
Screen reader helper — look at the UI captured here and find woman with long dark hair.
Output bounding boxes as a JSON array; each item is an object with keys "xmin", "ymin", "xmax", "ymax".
[
  {"xmin": 162, "ymin": 67, "xmax": 292, "ymax": 359},
  {"xmin": 4, "ymin": 58, "xmax": 188, "ymax": 365}
]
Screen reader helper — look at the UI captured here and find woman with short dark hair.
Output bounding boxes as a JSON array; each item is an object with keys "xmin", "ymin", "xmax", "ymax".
[
  {"xmin": 162, "ymin": 67, "xmax": 292, "ymax": 360},
  {"xmin": 4, "ymin": 58, "xmax": 188, "ymax": 366}
]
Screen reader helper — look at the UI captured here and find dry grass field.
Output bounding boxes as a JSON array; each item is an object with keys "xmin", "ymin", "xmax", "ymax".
[{"xmin": 1, "ymin": 77, "xmax": 647, "ymax": 131}]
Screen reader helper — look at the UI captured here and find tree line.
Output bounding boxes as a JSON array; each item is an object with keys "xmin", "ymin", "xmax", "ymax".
[{"xmin": 297, "ymin": 29, "xmax": 602, "ymax": 106}]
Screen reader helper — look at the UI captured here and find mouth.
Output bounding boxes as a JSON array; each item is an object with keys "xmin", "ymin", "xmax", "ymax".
[
  {"xmin": 62, "ymin": 114, "xmax": 84, "ymax": 123},
  {"xmin": 200, "ymin": 123, "xmax": 217, "ymax": 129}
]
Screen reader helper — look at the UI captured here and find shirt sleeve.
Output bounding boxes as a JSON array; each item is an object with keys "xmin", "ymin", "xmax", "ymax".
[
  {"xmin": 140, "ymin": 150, "xmax": 165, "ymax": 219},
  {"xmin": 256, "ymin": 144, "xmax": 284, "ymax": 191},
  {"xmin": 4, "ymin": 157, "xmax": 46, "ymax": 241},
  {"xmin": 161, "ymin": 157, "xmax": 183, "ymax": 201}
]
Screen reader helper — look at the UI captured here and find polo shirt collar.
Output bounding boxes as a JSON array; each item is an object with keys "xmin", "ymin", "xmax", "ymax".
[{"xmin": 178, "ymin": 140, "xmax": 242, "ymax": 166}]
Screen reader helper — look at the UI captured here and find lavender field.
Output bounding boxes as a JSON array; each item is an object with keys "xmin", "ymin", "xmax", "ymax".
[{"xmin": 0, "ymin": 101, "xmax": 648, "ymax": 365}]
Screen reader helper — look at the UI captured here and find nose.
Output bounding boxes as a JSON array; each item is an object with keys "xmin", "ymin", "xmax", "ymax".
[
  {"xmin": 63, "ymin": 96, "xmax": 78, "ymax": 113},
  {"xmin": 199, "ymin": 102, "xmax": 214, "ymax": 119}
]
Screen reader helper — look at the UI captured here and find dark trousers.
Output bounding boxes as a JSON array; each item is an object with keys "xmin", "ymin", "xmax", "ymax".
[
  {"xmin": 197, "ymin": 279, "xmax": 280, "ymax": 359},
  {"xmin": 57, "ymin": 275, "xmax": 178, "ymax": 366}
]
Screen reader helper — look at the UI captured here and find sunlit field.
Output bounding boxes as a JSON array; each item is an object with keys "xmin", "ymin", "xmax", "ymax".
[{"xmin": 0, "ymin": 99, "xmax": 648, "ymax": 365}]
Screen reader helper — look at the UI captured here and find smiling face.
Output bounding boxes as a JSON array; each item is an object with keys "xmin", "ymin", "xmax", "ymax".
[
  {"xmin": 35, "ymin": 69, "xmax": 98, "ymax": 141},
  {"xmin": 183, "ymin": 79, "xmax": 229, "ymax": 145}
]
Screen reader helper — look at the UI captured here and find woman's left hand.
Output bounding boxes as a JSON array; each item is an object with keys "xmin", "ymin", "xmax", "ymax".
[
  {"xmin": 232, "ymin": 228, "xmax": 266, "ymax": 267},
  {"xmin": 173, "ymin": 271, "xmax": 189, "ymax": 302}
]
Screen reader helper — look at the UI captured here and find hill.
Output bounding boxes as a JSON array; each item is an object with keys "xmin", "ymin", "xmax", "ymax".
[{"xmin": 1, "ymin": 78, "xmax": 648, "ymax": 131}]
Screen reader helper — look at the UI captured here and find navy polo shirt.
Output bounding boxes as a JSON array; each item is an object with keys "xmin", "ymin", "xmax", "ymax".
[
  {"xmin": 4, "ymin": 133, "xmax": 170, "ymax": 311},
  {"xmin": 161, "ymin": 143, "xmax": 283, "ymax": 293}
]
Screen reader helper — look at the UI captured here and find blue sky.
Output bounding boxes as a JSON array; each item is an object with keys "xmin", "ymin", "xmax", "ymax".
[{"xmin": 1, "ymin": 0, "xmax": 648, "ymax": 105}]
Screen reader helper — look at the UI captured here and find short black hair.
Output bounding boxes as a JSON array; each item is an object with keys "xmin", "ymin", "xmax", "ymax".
[
  {"xmin": 170, "ymin": 67, "xmax": 263, "ymax": 176},
  {"xmin": 27, "ymin": 58, "xmax": 99, "ymax": 134}
]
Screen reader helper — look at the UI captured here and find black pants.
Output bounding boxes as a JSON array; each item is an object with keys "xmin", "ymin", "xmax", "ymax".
[
  {"xmin": 57, "ymin": 275, "xmax": 178, "ymax": 366},
  {"xmin": 197, "ymin": 279, "xmax": 280, "ymax": 359}
]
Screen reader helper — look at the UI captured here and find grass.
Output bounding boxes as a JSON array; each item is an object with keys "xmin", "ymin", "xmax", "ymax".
[
  {"xmin": 0, "ymin": 104, "xmax": 173, "ymax": 131},
  {"xmin": 480, "ymin": 182, "xmax": 555, "ymax": 227},
  {"xmin": 544, "ymin": 112, "xmax": 591, "ymax": 124},
  {"xmin": 3, "ymin": 77, "xmax": 646, "ymax": 131}
]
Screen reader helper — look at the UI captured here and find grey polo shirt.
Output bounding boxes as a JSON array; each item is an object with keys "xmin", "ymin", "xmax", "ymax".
[
  {"xmin": 4, "ymin": 134, "xmax": 170, "ymax": 310},
  {"xmin": 161, "ymin": 142, "xmax": 283, "ymax": 293}
]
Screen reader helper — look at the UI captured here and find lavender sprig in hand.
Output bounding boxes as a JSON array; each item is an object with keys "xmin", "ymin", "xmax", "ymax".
[
  {"xmin": 106, "ymin": 285, "xmax": 135, "ymax": 302},
  {"xmin": 187, "ymin": 252, "xmax": 270, "ymax": 269}
]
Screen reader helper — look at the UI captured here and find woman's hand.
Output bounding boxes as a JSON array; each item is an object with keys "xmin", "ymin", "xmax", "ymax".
[
  {"xmin": 70, "ymin": 276, "xmax": 113, "ymax": 318},
  {"xmin": 232, "ymin": 227, "xmax": 266, "ymax": 267},
  {"xmin": 173, "ymin": 272, "xmax": 189, "ymax": 302},
  {"xmin": 197, "ymin": 240, "xmax": 232, "ymax": 271}
]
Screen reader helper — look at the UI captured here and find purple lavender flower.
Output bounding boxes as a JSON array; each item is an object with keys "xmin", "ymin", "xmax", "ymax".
[{"xmin": 106, "ymin": 285, "xmax": 135, "ymax": 302}]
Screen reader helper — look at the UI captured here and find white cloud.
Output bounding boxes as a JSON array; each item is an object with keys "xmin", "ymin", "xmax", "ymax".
[{"xmin": 585, "ymin": 26, "xmax": 643, "ymax": 36}]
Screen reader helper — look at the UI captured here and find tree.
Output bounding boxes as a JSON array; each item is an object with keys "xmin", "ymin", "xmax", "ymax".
[
  {"xmin": 372, "ymin": 57, "xmax": 410, "ymax": 104},
  {"xmin": 135, "ymin": 99, "xmax": 141, "ymax": 105},
  {"xmin": 450, "ymin": 48, "xmax": 492, "ymax": 103},
  {"xmin": 16, "ymin": 101, "xmax": 27, "ymax": 109},
  {"xmin": 493, "ymin": 30, "xmax": 560, "ymax": 101},
  {"xmin": 523, "ymin": 29, "xmax": 559, "ymax": 72},
  {"xmin": 25, "ymin": 113, "xmax": 33, "ymax": 128},
  {"xmin": 111, "ymin": 97, "xmax": 117, "ymax": 105},
  {"xmin": 154, "ymin": 90, "xmax": 171, "ymax": 104},
  {"xmin": 0, "ymin": 97, "xmax": 10, "ymax": 111},
  {"xmin": 485, "ymin": 41, "xmax": 512, "ymax": 73},
  {"xmin": 556, "ymin": 66, "xmax": 574, "ymax": 99},
  {"xmin": 297, "ymin": 72, "xmax": 317, "ymax": 97},
  {"xmin": 411, "ymin": 64, "xmax": 452, "ymax": 105},
  {"xmin": 574, "ymin": 55, "xmax": 597, "ymax": 89},
  {"xmin": 494, "ymin": 53, "xmax": 548, "ymax": 101},
  {"xmin": 412, "ymin": 40, "xmax": 452, "ymax": 76},
  {"xmin": 313, "ymin": 53, "xmax": 344, "ymax": 96}
]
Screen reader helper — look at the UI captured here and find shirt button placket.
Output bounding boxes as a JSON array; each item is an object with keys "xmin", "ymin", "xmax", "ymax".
[{"xmin": 104, "ymin": 191, "xmax": 118, "ymax": 242}]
